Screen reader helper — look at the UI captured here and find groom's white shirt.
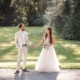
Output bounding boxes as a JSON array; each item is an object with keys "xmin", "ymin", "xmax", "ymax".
[{"xmin": 15, "ymin": 31, "xmax": 32, "ymax": 49}]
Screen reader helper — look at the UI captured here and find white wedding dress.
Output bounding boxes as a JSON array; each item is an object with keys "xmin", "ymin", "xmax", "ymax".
[{"xmin": 35, "ymin": 36, "xmax": 60, "ymax": 72}]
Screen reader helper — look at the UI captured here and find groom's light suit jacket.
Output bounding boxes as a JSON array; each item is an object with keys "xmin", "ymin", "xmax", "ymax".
[{"xmin": 15, "ymin": 31, "xmax": 32, "ymax": 49}]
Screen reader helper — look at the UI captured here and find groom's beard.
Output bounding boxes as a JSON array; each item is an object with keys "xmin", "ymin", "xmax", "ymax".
[{"xmin": 22, "ymin": 29, "xmax": 25, "ymax": 31}]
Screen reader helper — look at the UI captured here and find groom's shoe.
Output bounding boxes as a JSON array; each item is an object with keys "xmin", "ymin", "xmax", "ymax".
[
  {"xmin": 14, "ymin": 70, "xmax": 19, "ymax": 74},
  {"xmin": 22, "ymin": 69, "xmax": 29, "ymax": 72}
]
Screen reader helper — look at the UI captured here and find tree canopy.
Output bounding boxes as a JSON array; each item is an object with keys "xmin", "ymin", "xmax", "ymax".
[{"xmin": 0, "ymin": 0, "xmax": 80, "ymax": 40}]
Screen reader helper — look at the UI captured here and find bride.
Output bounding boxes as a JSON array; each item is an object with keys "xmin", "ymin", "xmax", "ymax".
[{"xmin": 35, "ymin": 27, "xmax": 60, "ymax": 73}]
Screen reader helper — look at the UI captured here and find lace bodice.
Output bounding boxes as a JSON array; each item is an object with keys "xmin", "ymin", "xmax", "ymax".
[
  {"xmin": 43, "ymin": 37, "xmax": 50, "ymax": 45},
  {"xmin": 43, "ymin": 36, "xmax": 50, "ymax": 49}
]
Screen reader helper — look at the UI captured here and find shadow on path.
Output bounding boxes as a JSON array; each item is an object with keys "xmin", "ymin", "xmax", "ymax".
[{"xmin": 14, "ymin": 71, "xmax": 59, "ymax": 80}]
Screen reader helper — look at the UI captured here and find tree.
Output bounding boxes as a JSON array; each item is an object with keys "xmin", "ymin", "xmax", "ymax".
[
  {"xmin": 54, "ymin": 0, "xmax": 71, "ymax": 34},
  {"xmin": 62, "ymin": 0, "xmax": 80, "ymax": 40},
  {"xmin": 0, "ymin": 0, "xmax": 15, "ymax": 26},
  {"xmin": 0, "ymin": 0, "xmax": 40, "ymax": 26}
]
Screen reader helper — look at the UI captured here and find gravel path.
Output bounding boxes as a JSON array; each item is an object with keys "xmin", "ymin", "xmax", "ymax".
[{"xmin": 0, "ymin": 69, "xmax": 80, "ymax": 80}]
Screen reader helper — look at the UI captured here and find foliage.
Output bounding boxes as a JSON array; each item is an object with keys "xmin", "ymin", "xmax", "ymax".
[
  {"xmin": 0, "ymin": 0, "xmax": 15, "ymax": 26},
  {"xmin": 62, "ymin": 0, "xmax": 80, "ymax": 40},
  {"xmin": 54, "ymin": 0, "xmax": 71, "ymax": 34},
  {"xmin": 0, "ymin": 0, "xmax": 43, "ymax": 26},
  {"xmin": 0, "ymin": 0, "xmax": 80, "ymax": 40}
]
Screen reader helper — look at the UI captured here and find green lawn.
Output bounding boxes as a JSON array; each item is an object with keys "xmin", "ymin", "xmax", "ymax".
[{"xmin": 0, "ymin": 27, "xmax": 80, "ymax": 69}]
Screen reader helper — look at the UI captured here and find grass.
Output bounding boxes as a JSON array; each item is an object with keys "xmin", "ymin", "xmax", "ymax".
[{"xmin": 0, "ymin": 26, "xmax": 80, "ymax": 69}]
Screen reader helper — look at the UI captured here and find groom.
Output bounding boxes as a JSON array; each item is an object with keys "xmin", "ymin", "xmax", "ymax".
[{"xmin": 14, "ymin": 23, "xmax": 35, "ymax": 74}]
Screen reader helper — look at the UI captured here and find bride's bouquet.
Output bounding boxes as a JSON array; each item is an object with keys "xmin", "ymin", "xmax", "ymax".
[{"xmin": 43, "ymin": 42, "xmax": 50, "ymax": 49}]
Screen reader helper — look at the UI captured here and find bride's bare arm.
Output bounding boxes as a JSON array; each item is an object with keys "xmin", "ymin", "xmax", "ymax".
[{"xmin": 36, "ymin": 37, "xmax": 44, "ymax": 48}]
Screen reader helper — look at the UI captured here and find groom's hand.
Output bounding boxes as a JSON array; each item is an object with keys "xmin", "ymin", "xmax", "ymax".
[{"xmin": 31, "ymin": 44, "xmax": 35, "ymax": 48}]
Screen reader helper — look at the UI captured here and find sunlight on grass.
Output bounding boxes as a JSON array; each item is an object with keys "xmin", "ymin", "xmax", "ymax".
[
  {"xmin": 58, "ymin": 55, "xmax": 67, "ymax": 60},
  {"xmin": 0, "ymin": 27, "xmax": 80, "ymax": 69},
  {"xmin": 0, "ymin": 43, "xmax": 14, "ymax": 47},
  {"xmin": 62, "ymin": 43, "xmax": 80, "ymax": 53}
]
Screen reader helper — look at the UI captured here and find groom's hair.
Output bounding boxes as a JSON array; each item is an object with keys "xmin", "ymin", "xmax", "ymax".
[{"xmin": 18, "ymin": 23, "xmax": 24, "ymax": 28}]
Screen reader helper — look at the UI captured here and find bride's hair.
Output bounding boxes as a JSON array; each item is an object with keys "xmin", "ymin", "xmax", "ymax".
[{"xmin": 45, "ymin": 27, "xmax": 53, "ymax": 44}]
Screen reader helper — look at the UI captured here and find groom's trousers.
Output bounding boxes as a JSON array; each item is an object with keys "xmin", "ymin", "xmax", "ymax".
[{"xmin": 16, "ymin": 46, "xmax": 28, "ymax": 70}]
